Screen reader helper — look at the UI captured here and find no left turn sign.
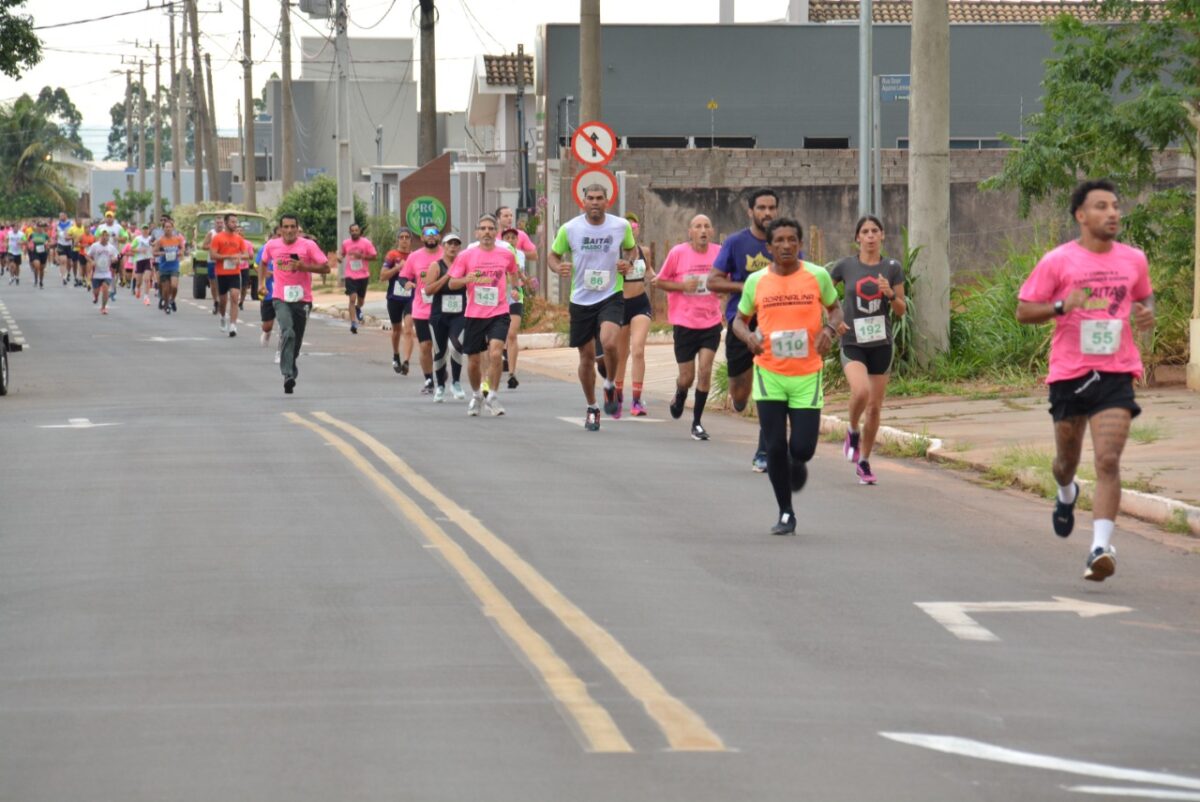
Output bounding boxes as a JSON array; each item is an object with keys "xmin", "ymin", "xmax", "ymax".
[{"xmin": 571, "ymin": 121, "xmax": 617, "ymax": 166}]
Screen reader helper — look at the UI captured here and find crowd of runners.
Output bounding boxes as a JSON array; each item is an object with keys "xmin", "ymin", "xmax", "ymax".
[{"xmin": 0, "ymin": 178, "xmax": 1154, "ymax": 580}]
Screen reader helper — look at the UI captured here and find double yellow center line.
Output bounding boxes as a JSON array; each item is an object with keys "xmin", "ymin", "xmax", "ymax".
[{"xmin": 285, "ymin": 411, "xmax": 725, "ymax": 754}]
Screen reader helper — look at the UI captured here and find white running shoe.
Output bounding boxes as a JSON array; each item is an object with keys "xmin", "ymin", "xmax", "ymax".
[
  {"xmin": 467, "ymin": 395, "xmax": 481, "ymax": 416},
  {"xmin": 219, "ymin": 315, "xmax": 227, "ymax": 332},
  {"xmin": 228, "ymin": 322, "xmax": 237, "ymax": 338},
  {"xmin": 434, "ymin": 385, "xmax": 446, "ymax": 403},
  {"xmin": 260, "ymin": 330, "xmax": 270, "ymax": 347},
  {"xmin": 451, "ymin": 382, "xmax": 465, "ymax": 401},
  {"xmin": 486, "ymin": 395, "xmax": 505, "ymax": 416}
]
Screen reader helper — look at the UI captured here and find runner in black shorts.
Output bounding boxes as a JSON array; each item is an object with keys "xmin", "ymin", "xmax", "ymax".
[
  {"xmin": 614, "ymin": 212, "xmax": 655, "ymax": 417},
  {"xmin": 381, "ymin": 229, "xmax": 415, "ymax": 373},
  {"xmin": 830, "ymin": 215, "xmax": 907, "ymax": 486},
  {"xmin": 424, "ymin": 232, "xmax": 468, "ymax": 402},
  {"xmin": 709, "ymin": 188, "xmax": 778, "ymax": 470},
  {"xmin": 547, "ymin": 184, "xmax": 637, "ymax": 431}
]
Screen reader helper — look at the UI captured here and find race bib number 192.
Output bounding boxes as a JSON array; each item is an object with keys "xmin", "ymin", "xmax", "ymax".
[{"xmin": 853, "ymin": 315, "xmax": 886, "ymax": 343}]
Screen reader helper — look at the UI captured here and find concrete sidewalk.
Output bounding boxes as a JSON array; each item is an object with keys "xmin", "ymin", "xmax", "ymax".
[{"xmin": 518, "ymin": 341, "xmax": 1200, "ymax": 536}]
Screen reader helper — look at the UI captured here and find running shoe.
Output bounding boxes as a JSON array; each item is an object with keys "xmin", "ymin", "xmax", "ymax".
[
  {"xmin": 668, "ymin": 390, "xmax": 686, "ymax": 420},
  {"xmin": 486, "ymin": 395, "xmax": 505, "ymax": 416},
  {"xmin": 434, "ymin": 385, "xmax": 446, "ymax": 403},
  {"xmin": 584, "ymin": 407, "xmax": 600, "ymax": 431},
  {"xmin": 751, "ymin": 451, "xmax": 768, "ymax": 473},
  {"xmin": 350, "ymin": 323, "xmax": 358, "ymax": 334},
  {"xmin": 790, "ymin": 459, "xmax": 808, "ymax": 492},
  {"xmin": 1053, "ymin": 482, "xmax": 1079, "ymax": 538},
  {"xmin": 392, "ymin": 355, "xmax": 402, "ymax": 374},
  {"xmin": 770, "ymin": 512, "xmax": 796, "ymax": 536},
  {"xmin": 228, "ymin": 323, "xmax": 237, "ymax": 338},
  {"xmin": 284, "ymin": 377, "xmax": 296, "ymax": 394},
  {"xmin": 856, "ymin": 459, "xmax": 877, "ymax": 485},
  {"xmin": 219, "ymin": 316, "xmax": 228, "ymax": 333},
  {"xmin": 603, "ymin": 385, "xmax": 619, "ymax": 416},
  {"xmin": 691, "ymin": 423, "xmax": 709, "ymax": 441},
  {"xmin": 420, "ymin": 382, "xmax": 434, "ymax": 395},
  {"xmin": 843, "ymin": 430, "xmax": 861, "ymax": 463},
  {"xmin": 170, "ymin": 301, "xmax": 177, "ymax": 312},
  {"xmin": 356, "ymin": 305, "xmax": 364, "ymax": 322},
  {"xmin": 1084, "ymin": 546, "xmax": 1116, "ymax": 582},
  {"xmin": 143, "ymin": 295, "xmax": 150, "ymax": 306},
  {"xmin": 467, "ymin": 395, "xmax": 481, "ymax": 416},
  {"xmin": 400, "ymin": 360, "xmax": 409, "ymax": 376},
  {"xmin": 613, "ymin": 389, "xmax": 623, "ymax": 420},
  {"xmin": 451, "ymin": 382, "xmax": 465, "ymax": 401},
  {"xmin": 507, "ymin": 374, "xmax": 519, "ymax": 390},
  {"xmin": 630, "ymin": 399, "xmax": 647, "ymax": 417}
]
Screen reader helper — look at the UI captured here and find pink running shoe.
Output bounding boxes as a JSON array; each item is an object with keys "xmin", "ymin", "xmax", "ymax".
[
  {"xmin": 630, "ymin": 399, "xmax": 647, "ymax": 417},
  {"xmin": 856, "ymin": 459, "xmax": 877, "ymax": 485}
]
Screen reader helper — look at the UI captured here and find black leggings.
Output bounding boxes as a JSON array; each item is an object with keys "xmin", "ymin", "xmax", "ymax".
[
  {"xmin": 432, "ymin": 314, "xmax": 465, "ymax": 386},
  {"xmin": 756, "ymin": 403, "xmax": 821, "ymax": 516}
]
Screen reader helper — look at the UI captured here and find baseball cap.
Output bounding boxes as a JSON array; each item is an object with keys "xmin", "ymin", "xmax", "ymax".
[
  {"xmin": 501, "ymin": 227, "xmax": 519, "ymax": 238},
  {"xmin": 441, "ymin": 232, "xmax": 462, "ymax": 244},
  {"xmin": 104, "ymin": 210, "xmax": 115, "ymax": 218}
]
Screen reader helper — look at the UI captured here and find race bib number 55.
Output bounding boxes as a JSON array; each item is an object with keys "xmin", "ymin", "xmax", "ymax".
[{"xmin": 1080, "ymin": 319, "xmax": 1122, "ymax": 355}]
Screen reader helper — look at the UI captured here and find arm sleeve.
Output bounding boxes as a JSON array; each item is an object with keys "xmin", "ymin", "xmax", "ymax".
[{"xmin": 550, "ymin": 225, "xmax": 570, "ymax": 256}]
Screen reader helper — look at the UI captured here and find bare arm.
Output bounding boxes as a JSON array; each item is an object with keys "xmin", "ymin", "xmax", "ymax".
[
  {"xmin": 707, "ymin": 268, "xmax": 741, "ymax": 294},
  {"xmin": 1016, "ymin": 287, "xmax": 1087, "ymax": 325},
  {"xmin": 731, "ymin": 312, "xmax": 764, "ymax": 356},
  {"xmin": 547, "ymin": 248, "xmax": 569, "ymax": 277}
]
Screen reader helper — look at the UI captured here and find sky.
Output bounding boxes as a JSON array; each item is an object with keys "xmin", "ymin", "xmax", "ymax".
[{"xmin": 2, "ymin": 0, "xmax": 793, "ymax": 160}]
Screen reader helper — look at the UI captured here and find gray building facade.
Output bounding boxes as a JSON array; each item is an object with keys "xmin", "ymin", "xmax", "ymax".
[{"xmin": 538, "ymin": 23, "xmax": 1056, "ymax": 153}]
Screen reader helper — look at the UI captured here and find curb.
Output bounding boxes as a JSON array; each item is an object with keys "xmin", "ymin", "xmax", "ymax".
[{"xmin": 819, "ymin": 413, "xmax": 1200, "ymax": 536}]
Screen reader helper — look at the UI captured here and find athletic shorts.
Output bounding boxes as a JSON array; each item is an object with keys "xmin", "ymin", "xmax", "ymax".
[
  {"xmin": 387, "ymin": 298, "xmax": 411, "ymax": 325},
  {"xmin": 1048, "ymin": 370, "xmax": 1141, "ymax": 422},
  {"xmin": 568, "ymin": 293, "xmax": 624, "ymax": 348},
  {"xmin": 622, "ymin": 293, "xmax": 653, "ymax": 325},
  {"xmin": 673, "ymin": 323, "xmax": 723, "ymax": 363},
  {"xmin": 841, "ymin": 342, "xmax": 894, "ymax": 376},
  {"xmin": 260, "ymin": 298, "xmax": 276, "ymax": 322},
  {"xmin": 414, "ymin": 317, "xmax": 433, "ymax": 343},
  {"xmin": 159, "ymin": 266, "xmax": 179, "ymax": 278},
  {"xmin": 509, "ymin": 302, "xmax": 524, "ymax": 317},
  {"xmin": 752, "ymin": 364, "xmax": 824, "ymax": 409},
  {"xmin": 217, "ymin": 273, "xmax": 242, "ymax": 295},
  {"xmin": 725, "ymin": 319, "xmax": 755, "ymax": 378},
  {"xmin": 465, "ymin": 315, "xmax": 511, "ymax": 355},
  {"xmin": 345, "ymin": 277, "xmax": 369, "ymax": 297},
  {"xmin": 91, "ymin": 277, "xmax": 112, "ymax": 289},
  {"xmin": 56, "ymin": 245, "xmax": 72, "ymax": 258},
  {"xmin": 31, "ymin": 250, "xmax": 49, "ymax": 263},
  {"xmin": 135, "ymin": 259, "xmax": 152, "ymax": 274}
]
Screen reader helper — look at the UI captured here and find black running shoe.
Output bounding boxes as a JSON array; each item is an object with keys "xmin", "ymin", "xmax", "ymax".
[
  {"xmin": 585, "ymin": 407, "xmax": 601, "ymax": 431},
  {"xmin": 1084, "ymin": 546, "xmax": 1116, "ymax": 582},
  {"xmin": 392, "ymin": 356, "xmax": 402, "ymax": 374},
  {"xmin": 170, "ymin": 301, "xmax": 177, "ymax": 312},
  {"xmin": 507, "ymin": 374, "xmax": 519, "ymax": 389},
  {"xmin": 399, "ymin": 360, "xmax": 409, "ymax": 376},
  {"xmin": 691, "ymin": 423, "xmax": 709, "ymax": 441},
  {"xmin": 284, "ymin": 377, "xmax": 296, "ymax": 394},
  {"xmin": 790, "ymin": 459, "xmax": 808, "ymax": 492},
  {"xmin": 603, "ymin": 385, "xmax": 618, "ymax": 416},
  {"xmin": 1053, "ymin": 482, "xmax": 1078, "ymax": 538},
  {"xmin": 350, "ymin": 324, "xmax": 357, "ymax": 334},
  {"xmin": 669, "ymin": 390, "xmax": 686, "ymax": 420},
  {"xmin": 770, "ymin": 512, "xmax": 797, "ymax": 536}
]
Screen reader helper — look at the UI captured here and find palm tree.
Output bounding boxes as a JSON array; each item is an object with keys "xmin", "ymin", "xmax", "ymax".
[{"xmin": 0, "ymin": 94, "xmax": 80, "ymax": 211}]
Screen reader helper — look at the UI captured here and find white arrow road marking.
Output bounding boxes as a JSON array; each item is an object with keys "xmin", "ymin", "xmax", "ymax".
[
  {"xmin": 38, "ymin": 418, "xmax": 121, "ymax": 429},
  {"xmin": 557, "ymin": 416, "xmax": 666, "ymax": 427},
  {"xmin": 915, "ymin": 597, "xmax": 1132, "ymax": 642},
  {"xmin": 881, "ymin": 733, "xmax": 1200, "ymax": 794}
]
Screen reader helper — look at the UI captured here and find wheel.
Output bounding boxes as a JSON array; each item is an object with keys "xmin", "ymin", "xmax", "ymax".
[
  {"xmin": 192, "ymin": 271, "xmax": 207, "ymax": 299},
  {"xmin": 0, "ymin": 342, "xmax": 9, "ymax": 397}
]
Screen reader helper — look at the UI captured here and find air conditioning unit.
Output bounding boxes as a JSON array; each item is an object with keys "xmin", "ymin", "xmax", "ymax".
[{"xmin": 298, "ymin": 0, "xmax": 331, "ymax": 19}]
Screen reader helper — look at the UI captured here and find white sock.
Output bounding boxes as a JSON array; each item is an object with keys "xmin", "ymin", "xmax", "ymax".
[
  {"xmin": 486, "ymin": 390, "xmax": 496, "ymax": 400},
  {"xmin": 1092, "ymin": 519, "xmax": 1115, "ymax": 551},
  {"xmin": 1057, "ymin": 481, "xmax": 1078, "ymax": 505},
  {"xmin": 604, "ymin": 379, "xmax": 615, "ymax": 391}
]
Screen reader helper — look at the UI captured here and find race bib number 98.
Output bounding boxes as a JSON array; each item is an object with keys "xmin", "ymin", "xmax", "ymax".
[
  {"xmin": 1080, "ymin": 319, "xmax": 1122, "ymax": 355},
  {"xmin": 770, "ymin": 329, "xmax": 810, "ymax": 360}
]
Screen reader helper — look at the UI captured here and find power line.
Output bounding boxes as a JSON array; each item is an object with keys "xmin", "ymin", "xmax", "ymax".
[
  {"xmin": 33, "ymin": 3, "xmax": 172, "ymax": 30},
  {"xmin": 458, "ymin": 0, "xmax": 505, "ymax": 51},
  {"xmin": 352, "ymin": 0, "xmax": 402, "ymax": 30}
]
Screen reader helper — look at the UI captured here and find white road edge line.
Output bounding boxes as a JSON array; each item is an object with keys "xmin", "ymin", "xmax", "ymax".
[{"xmin": 1066, "ymin": 786, "xmax": 1200, "ymax": 800}]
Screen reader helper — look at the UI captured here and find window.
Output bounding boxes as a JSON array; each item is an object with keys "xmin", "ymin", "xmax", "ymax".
[{"xmin": 804, "ymin": 137, "xmax": 850, "ymax": 149}]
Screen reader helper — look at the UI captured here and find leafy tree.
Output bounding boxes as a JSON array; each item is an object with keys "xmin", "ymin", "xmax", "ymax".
[
  {"xmin": 110, "ymin": 189, "xmax": 161, "ymax": 225},
  {"xmin": 253, "ymin": 73, "xmax": 278, "ymax": 117},
  {"xmin": 986, "ymin": 0, "xmax": 1197, "ymax": 366},
  {"xmin": 273, "ymin": 175, "xmax": 366, "ymax": 253},
  {"xmin": 0, "ymin": 94, "xmax": 78, "ymax": 211},
  {"xmin": 36, "ymin": 87, "xmax": 91, "ymax": 161},
  {"xmin": 106, "ymin": 82, "xmax": 186, "ymax": 165},
  {"xmin": 0, "ymin": 0, "xmax": 40, "ymax": 79}
]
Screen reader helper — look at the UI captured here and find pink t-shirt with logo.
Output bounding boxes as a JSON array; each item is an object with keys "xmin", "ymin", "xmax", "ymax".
[
  {"xmin": 262, "ymin": 236, "xmax": 329, "ymax": 304},
  {"xmin": 341, "ymin": 236, "xmax": 378, "ymax": 279},
  {"xmin": 1019, "ymin": 240, "xmax": 1152, "ymax": 383},
  {"xmin": 448, "ymin": 245, "xmax": 518, "ymax": 319},
  {"xmin": 657, "ymin": 242, "xmax": 723, "ymax": 329},
  {"xmin": 514, "ymin": 229, "xmax": 536, "ymax": 255},
  {"xmin": 399, "ymin": 247, "xmax": 443, "ymax": 320}
]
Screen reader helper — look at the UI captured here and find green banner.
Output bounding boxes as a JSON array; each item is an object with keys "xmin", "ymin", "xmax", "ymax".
[{"xmin": 405, "ymin": 195, "xmax": 448, "ymax": 232}]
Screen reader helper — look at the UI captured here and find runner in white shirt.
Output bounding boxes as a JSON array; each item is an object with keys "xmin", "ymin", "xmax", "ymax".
[{"xmin": 86, "ymin": 229, "xmax": 120, "ymax": 314}]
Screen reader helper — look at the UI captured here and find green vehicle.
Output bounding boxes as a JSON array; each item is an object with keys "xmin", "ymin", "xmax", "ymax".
[{"xmin": 189, "ymin": 210, "xmax": 270, "ymax": 300}]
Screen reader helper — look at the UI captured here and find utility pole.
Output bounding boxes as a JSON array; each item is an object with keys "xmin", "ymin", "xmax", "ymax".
[
  {"xmin": 169, "ymin": 4, "xmax": 181, "ymax": 207},
  {"xmin": 187, "ymin": 0, "xmax": 207, "ymax": 202},
  {"xmin": 516, "ymin": 43, "xmax": 530, "ymax": 212},
  {"xmin": 154, "ymin": 44, "xmax": 163, "ymax": 219},
  {"xmin": 858, "ymin": 0, "xmax": 873, "ymax": 216},
  {"xmin": 579, "ymin": 0, "xmax": 601, "ymax": 123},
  {"xmin": 280, "ymin": 0, "xmax": 295, "ymax": 193},
  {"xmin": 1187, "ymin": 109, "xmax": 1200, "ymax": 391},
  {"xmin": 242, "ymin": 0, "xmax": 257, "ymax": 210},
  {"xmin": 204, "ymin": 52, "xmax": 220, "ymax": 201},
  {"xmin": 125, "ymin": 70, "xmax": 134, "ymax": 193},
  {"xmin": 374, "ymin": 124, "xmax": 383, "ymax": 215},
  {"xmin": 335, "ymin": 0, "xmax": 353, "ymax": 241},
  {"xmin": 138, "ymin": 59, "xmax": 147, "ymax": 197},
  {"xmin": 418, "ymin": 0, "xmax": 436, "ymax": 166},
  {"xmin": 907, "ymin": 0, "xmax": 951, "ymax": 362}
]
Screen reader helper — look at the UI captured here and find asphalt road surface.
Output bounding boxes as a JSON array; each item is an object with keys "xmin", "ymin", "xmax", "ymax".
[{"xmin": 2, "ymin": 282, "xmax": 1199, "ymax": 802}]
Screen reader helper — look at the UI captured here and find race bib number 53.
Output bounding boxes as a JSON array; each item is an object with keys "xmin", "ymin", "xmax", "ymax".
[{"xmin": 1080, "ymin": 319, "xmax": 1122, "ymax": 355}]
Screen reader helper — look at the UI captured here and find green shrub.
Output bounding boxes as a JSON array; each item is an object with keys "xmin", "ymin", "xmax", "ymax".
[{"xmin": 274, "ymin": 175, "xmax": 366, "ymax": 254}]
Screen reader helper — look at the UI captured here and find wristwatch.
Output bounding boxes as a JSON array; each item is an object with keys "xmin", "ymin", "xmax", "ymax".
[{"xmin": 1054, "ymin": 300, "xmax": 1065, "ymax": 316}]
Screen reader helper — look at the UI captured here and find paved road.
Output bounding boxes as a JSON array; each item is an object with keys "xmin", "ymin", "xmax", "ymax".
[{"xmin": 2, "ymin": 283, "xmax": 1199, "ymax": 802}]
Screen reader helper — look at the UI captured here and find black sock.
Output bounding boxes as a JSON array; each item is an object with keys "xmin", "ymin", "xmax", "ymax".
[
  {"xmin": 596, "ymin": 361, "xmax": 608, "ymax": 379},
  {"xmin": 693, "ymin": 390, "xmax": 708, "ymax": 425}
]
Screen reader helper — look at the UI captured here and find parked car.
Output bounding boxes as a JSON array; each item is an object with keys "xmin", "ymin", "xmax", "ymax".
[
  {"xmin": 189, "ymin": 210, "xmax": 270, "ymax": 300},
  {"xmin": 1, "ymin": 326, "xmax": 21, "ymax": 396}
]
